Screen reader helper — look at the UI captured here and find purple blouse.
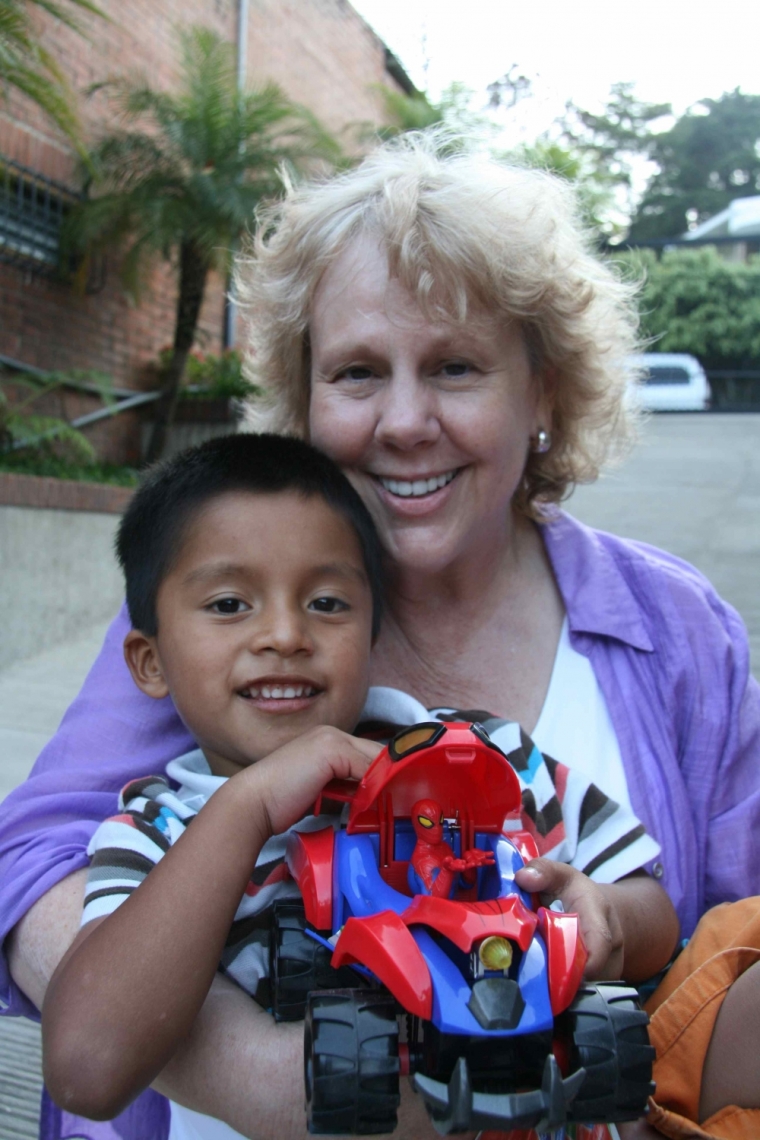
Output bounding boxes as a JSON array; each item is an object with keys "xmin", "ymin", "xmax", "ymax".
[{"xmin": 2, "ymin": 510, "xmax": 759, "ymax": 1027}]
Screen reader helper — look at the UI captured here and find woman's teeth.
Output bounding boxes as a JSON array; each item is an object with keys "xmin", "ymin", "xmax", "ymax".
[
  {"xmin": 379, "ymin": 470, "xmax": 457, "ymax": 498},
  {"xmin": 241, "ymin": 684, "xmax": 318, "ymax": 700}
]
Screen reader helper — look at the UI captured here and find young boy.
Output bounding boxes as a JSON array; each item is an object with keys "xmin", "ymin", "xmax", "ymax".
[{"xmin": 41, "ymin": 434, "xmax": 678, "ymax": 1138}]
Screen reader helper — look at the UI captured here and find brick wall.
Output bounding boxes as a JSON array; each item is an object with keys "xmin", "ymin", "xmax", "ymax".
[
  {"xmin": 246, "ymin": 0, "xmax": 397, "ymax": 141},
  {"xmin": 0, "ymin": 0, "xmax": 401, "ymax": 457}
]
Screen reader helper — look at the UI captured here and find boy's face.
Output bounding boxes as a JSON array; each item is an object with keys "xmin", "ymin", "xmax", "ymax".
[{"xmin": 124, "ymin": 490, "xmax": 374, "ymax": 776}]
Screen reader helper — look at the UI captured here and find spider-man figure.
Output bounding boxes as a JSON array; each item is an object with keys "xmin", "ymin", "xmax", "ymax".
[{"xmin": 408, "ymin": 797, "xmax": 494, "ymax": 899}]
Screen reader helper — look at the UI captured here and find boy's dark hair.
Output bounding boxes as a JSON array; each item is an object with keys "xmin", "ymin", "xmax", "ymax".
[{"xmin": 116, "ymin": 433, "xmax": 384, "ymax": 639}]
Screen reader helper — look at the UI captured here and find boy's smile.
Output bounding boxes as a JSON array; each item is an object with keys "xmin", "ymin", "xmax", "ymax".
[{"xmin": 124, "ymin": 490, "xmax": 374, "ymax": 776}]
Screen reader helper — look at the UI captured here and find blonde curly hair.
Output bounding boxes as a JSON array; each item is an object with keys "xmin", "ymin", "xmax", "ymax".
[{"xmin": 235, "ymin": 132, "xmax": 640, "ymax": 518}]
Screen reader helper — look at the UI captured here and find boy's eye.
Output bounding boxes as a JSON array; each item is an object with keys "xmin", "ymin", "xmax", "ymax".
[
  {"xmin": 210, "ymin": 597, "xmax": 249, "ymax": 615},
  {"xmin": 309, "ymin": 596, "xmax": 348, "ymax": 614}
]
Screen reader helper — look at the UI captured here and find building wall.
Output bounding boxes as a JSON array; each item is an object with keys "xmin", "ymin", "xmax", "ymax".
[
  {"xmin": 0, "ymin": 495, "xmax": 126, "ymax": 671},
  {"xmin": 0, "ymin": 0, "xmax": 399, "ymax": 437},
  {"xmin": 246, "ymin": 0, "xmax": 397, "ymax": 142}
]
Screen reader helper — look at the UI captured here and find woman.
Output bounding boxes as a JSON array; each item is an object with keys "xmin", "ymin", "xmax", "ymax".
[{"xmin": 3, "ymin": 136, "xmax": 759, "ymax": 1140}]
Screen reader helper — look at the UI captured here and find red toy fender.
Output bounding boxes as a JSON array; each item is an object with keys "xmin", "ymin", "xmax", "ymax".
[
  {"xmin": 286, "ymin": 827, "xmax": 334, "ymax": 931},
  {"xmin": 537, "ymin": 907, "xmax": 588, "ymax": 1015},
  {"xmin": 331, "ymin": 910, "xmax": 433, "ymax": 1020},
  {"xmin": 504, "ymin": 828, "xmax": 540, "ymax": 864},
  {"xmin": 402, "ymin": 893, "xmax": 538, "ymax": 954}
]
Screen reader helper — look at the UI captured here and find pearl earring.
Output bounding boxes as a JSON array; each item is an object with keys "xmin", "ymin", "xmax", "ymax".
[{"xmin": 533, "ymin": 428, "xmax": 551, "ymax": 454}]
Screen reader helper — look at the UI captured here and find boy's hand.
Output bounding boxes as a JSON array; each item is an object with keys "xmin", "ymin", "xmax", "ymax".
[
  {"xmin": 242, "ymin": 726, "xmax": 382, "ymax": 840},
  {"xmin": 515, "ymin": 858, "xmax": 624, "ymax": 979}
]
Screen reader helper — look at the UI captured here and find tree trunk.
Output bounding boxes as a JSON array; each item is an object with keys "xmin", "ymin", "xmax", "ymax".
[{"xmin": 144, "ymin": 240, "xmax": 210, "ymax": 464}]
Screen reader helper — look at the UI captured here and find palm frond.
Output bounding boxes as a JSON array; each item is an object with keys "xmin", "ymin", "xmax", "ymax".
[
  {"xmin": 25, "ymin": 0, "xmax": 104, "ymax": 32},
  {"xmin": 0, "ymin": 0, "xmax": 105, "ymax": 149},
  {"xmin": 70, "ymin": 25, "xmax": 342, "ymax": 272}
]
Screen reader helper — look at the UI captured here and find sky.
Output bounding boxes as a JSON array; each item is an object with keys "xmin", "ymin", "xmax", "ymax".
[{"xmin": 351, "ymin": 0, "xmax": 760, "ymax": 147}]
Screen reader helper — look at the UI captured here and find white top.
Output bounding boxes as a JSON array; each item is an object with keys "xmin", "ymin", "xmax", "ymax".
[{"xmin": 530, "ymin": 617, "xmax": 631, "ymax": 810}]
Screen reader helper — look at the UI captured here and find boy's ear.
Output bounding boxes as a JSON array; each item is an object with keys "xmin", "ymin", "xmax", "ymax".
[{"xmin": 123, "ymin": 630, "xmax": 170, "ymax": 700}]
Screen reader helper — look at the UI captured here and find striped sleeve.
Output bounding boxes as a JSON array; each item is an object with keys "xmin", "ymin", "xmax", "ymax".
[
  {"xmin": 436, "ymin": 712, "xmax": 660, "ymax": 883},
  {"xmin": 81, "ymin": 779, "xmax": 189, "ymax": 925},
  {"xmin": 544, "ymin": 756, "xmax": 660, "ymax": 882}
]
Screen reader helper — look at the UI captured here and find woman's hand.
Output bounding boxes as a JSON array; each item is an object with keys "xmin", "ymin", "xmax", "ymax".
[
  {"xmin": 515, "ymin": 858, "xmax": 680, "ymax": 982},
  {"xmin": 516, "ymin": 858, "xmax": 625, "ymax": 978}
]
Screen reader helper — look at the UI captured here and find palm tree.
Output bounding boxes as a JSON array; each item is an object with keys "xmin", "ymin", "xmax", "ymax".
[
  {"xmin": 0, "ymin": 0, "xmax": 101, "ymax": 150},
  {"xmin": 67, "ymin": 26, "xmax": 340, "ymax": 462}
]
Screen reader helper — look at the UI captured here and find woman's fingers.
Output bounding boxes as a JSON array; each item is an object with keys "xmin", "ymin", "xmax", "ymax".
[
  {"xmin": 515, "ymin": 858, "xmax": 624, "ymax": 979},
  {"xmin": 515, "ymin": 856, "xmax": 575, "ymax": 898},
  {"xmin": 581, "ymin": 911, "xmax": 624, "ymax": 980}
]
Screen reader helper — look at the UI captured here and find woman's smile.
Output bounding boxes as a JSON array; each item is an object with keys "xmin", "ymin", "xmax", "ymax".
[
  {"xmin": 372, "ymin": 468, "xmax": 460, "ymax": 499},
  {"xmin": 369, "ymin": 467, "xmax": 463, "ymax": 518}
]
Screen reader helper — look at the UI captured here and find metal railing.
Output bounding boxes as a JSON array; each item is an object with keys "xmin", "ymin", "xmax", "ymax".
[
  {"xmin": 0, "ymin": 156, "xmax": 82, "ymax": 274},
  {"xmin": 0, "ymin": 352, "xmax": 161, "ymax": 453},
  {"xmin": 707, "ymin": 370, "xmax": 760, "ymax": 411}
]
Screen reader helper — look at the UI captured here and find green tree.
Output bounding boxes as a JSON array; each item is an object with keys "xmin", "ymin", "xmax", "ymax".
[
  {"xmin": 621, "ymin": 247, "xmax": 760, "ymax": 368},
  {"xmin": 559, "ymin": 82, "xmax": 671, "ymax": 215},
  {"xmin": 68, "ymin": 26, "xmax": 339, "ymax": 462},
  {"xmin": 629, "ymin": 90, "xmax": 760, "ymax": 241},
  {"xmin": 0, "ymin": 0, "xmax": 102, "ymax": 151},
  {"xmin": 507, "ymin": 138, "xmax": 619, "ymax": 238}
]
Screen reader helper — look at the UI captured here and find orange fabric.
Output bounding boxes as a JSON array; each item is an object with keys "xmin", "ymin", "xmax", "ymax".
[{"xmin": 644, "ymin": 898, "xmax": 760, "ymax": 1139}]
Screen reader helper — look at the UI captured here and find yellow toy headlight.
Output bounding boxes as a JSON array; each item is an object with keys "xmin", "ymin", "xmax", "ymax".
[{"xmin": 478, "ymin": 936, "xmax": 513, "ymax": 972}]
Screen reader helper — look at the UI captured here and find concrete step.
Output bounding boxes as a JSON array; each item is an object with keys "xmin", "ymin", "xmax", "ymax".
[{"xmin": 0, "ymin": 1017, "xmax": 41, "ymax": 1140}]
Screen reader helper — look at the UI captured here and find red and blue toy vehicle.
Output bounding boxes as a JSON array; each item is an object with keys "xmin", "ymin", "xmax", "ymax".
[{"xmin": 271, "ymin": 722, "xmax": 654, "ymax": 1134}]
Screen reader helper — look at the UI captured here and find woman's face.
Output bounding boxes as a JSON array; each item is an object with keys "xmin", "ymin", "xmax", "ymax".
[{"xmin": 308, "ymin": 236, "xmax": 549, "ymax": 576}]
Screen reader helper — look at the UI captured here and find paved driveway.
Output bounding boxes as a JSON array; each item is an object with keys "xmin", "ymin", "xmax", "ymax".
[{"xmin": 568, "ymin": 413, "xmax": 760, "ymax": 675}]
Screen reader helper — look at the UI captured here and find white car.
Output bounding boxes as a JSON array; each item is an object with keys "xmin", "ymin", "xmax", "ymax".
[{"xmin": 628, "ymin": 353, "xmax": 712, "ymax": 412}]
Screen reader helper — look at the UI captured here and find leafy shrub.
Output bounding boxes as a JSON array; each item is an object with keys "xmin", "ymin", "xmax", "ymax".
[
  {"xmin": 158, "ymin": 348, "xmax": 258, "ymax": 401},
  {"xmin": 617, "ymin": 248, "xmax": 760, "ymax": 369},
  {"xmin": 0, "ymin": 451, "xmax": 138, "ymax": 486},
  {"xmin": 0, "ymin": 371, "xmax": 110, "ymax": 464}
]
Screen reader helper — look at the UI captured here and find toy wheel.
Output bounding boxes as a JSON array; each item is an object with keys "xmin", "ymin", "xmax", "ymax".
[
  {"xmin": 564, "ymin": 982, "xmax": 655, "ymax": 1123},
  {"xmin": 270, "ymin": 900, "xmax": 359, "ymax": 1022},
  {"xmin": 305, "ymin": 988, "xmax": 400, "ymax": 1134}
]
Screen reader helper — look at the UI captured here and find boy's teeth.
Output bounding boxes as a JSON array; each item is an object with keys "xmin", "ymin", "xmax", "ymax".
[
  {"xmin": 243, "ymin": 684, "xmax": 316, "ymax": 700},
  {"xmin": 379, "ymin": 470, "xmax": 456, "ymax": 497}
]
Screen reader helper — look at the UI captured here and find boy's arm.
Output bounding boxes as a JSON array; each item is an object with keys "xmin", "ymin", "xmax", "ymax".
[
  {"xmin": 515, "ymin": 859, "xmax": 680, "ymax": 981},
  {"xmin": 42, "ymin": 726, "xmax": 379, "ymax": 1120}
]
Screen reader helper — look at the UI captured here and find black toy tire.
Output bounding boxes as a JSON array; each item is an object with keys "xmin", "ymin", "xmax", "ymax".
[
  {"xmin": 270, "ymin": 899, "xmax": 358, "ymax": 1022},
  {"xmin": 305, "ymin": 988, "xmax": 400, "ymax": 1135},
  {"xmin": 564, "ymin": 982, "xmax": 655, "ymax": 1123}
]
